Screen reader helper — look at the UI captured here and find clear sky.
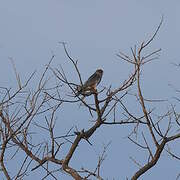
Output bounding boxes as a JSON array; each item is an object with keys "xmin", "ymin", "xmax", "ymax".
[{"xmin": 0, "ymin": 0, "xmax": 180, "ymax": 179}]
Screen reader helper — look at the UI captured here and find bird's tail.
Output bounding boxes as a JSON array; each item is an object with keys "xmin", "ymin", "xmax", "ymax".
[{"xmin": 75, "ymin": 85, "xmax": 83, "ymax": 96}]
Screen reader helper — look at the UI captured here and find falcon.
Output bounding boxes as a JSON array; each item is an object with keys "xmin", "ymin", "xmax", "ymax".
[{"xmin": 76, "ymin": 69, "xmax": 103, "ymax": 96}]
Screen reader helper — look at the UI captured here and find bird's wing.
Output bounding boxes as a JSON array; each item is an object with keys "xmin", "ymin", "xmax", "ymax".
[{"xmin": 83, "ymin": 72, "xmax": 98, "ymax": 87}]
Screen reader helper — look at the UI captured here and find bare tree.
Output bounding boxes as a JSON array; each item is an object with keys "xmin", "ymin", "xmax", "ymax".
[{"xmin": 0, "ymin": 17, "xmax": 179, "ymax": 180}]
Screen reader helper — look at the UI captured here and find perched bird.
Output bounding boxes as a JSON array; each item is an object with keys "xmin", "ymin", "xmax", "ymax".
[{"xmin": 76, "ymin": 69, "xmax": 103, "ymax": 96}]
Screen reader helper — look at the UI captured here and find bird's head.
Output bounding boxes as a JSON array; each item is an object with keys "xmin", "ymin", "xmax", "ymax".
[{"xmin": 96, "ymin": 69, "xmax": 103, "ymax": 75}]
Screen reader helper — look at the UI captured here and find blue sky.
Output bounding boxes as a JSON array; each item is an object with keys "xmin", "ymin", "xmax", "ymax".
[{"xmin": 0, "ymin": 0, "xmax": 180, "ymax": 179}]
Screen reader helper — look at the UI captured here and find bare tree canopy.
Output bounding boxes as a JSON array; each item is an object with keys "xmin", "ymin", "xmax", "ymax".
[{"xmin": 0, "ymin": 17, "xmax": 180, "ymax": 180}]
